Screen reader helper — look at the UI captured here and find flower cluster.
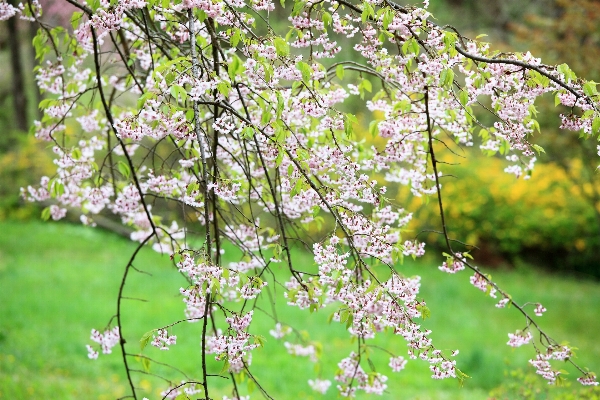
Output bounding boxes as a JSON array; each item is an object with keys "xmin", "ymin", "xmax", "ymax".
[
  {"xmin": 86, "ymin": 326, "xmax": 120, "ymax": 359},
  {"xmin": 335, "ymin": 352, "xmax": 388, "ymax": 396},
  {"xmin": 534, "ymin": 303, "xmax": 547, "ymax": 317},
  {"xmin": 529, "ymin": 353, "xmax": 561, "ymax": 384},
  {"xmin": 469, "ymin": 272, "xmax": 497, "ymax": 298},
  {"xmin": 439, "ymin": 254, "xmax": 466, "ymax": 274},
  {"xmin": 507, "ymin": 330, "xmax": 533, "ymax": 348},
  {"xmin": 269, "ymin": 323, "xmax": 291, "ymax": 339},
  {"xmin": 151, "ymin": 329, "xmax": 177, "ymax": 350},
  {"xmin": 402, "ymin": 240, "xmax": 426, "ymax": 258},
  {"xmin": 308, "ymin": 378, "xmax": 332, "ymax": 394},
  {"xmin": 284, "ymin": 342, "xmax": 318, "ymax": 362},
  {"xmin": 206, "ymin": 329, "xmax": 259, "ymax": 373},
  {"xmin": 389, "ymin": 356, "xmax": 407, "ymax": 372},
  {"xmin": 578, "ymin": 374, "xmax": 599, "ymax": 386}
]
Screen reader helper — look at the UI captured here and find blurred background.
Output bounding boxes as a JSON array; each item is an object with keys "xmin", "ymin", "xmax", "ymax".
[{"xmin": 1, "ymin": 0, "xmax": 600, "ymax": 398}]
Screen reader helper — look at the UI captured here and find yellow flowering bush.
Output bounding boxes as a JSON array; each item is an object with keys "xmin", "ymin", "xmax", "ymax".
[{"xmin": 405, "ymin": 152, "xmax": 600, "ymax": 277}]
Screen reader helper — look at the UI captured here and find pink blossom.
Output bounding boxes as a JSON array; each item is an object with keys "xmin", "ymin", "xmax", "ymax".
[
  {"xmin": 308, "ymin": 378, "xmax": 331, "ymax": 394},
  {"xmin": 0, "ymin": 1, "xmax": 18, "ymax": 20},
  {"xmin": 269, "ymin": 323, "xmax": 291, "ymax": 339},
  {"xmin": 87, "ymin": 326, "xmax": 120, "ymax": 357},
  {"xmin": 578, "ymin": 374, "xmax": 599, "ymax": 386},
  {"xmin": 534, "ymin": 303, "xmax": 547, "ymax": 317},
  {"xmin": 507, "ymin": 330, "xmax": 533, "ymax": 348},
  {"xmin": 470, "ymin": 272, "xmax": 497, "ymax": 298},
  {"xmin": 389, "ymin": 356, "xmax": 407, "ymax": 372},
  {"xmin": 151, "ymin": 329, "xmax": 177, "ymax": 350}
]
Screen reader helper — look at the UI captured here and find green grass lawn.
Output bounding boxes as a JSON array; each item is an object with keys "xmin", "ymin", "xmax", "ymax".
[{"xmin": 1, "ymin": 219, "xmax": 600, "ymax": 399}]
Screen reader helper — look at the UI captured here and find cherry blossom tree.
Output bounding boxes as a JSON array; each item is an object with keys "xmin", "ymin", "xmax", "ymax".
[{"xmin": 3, "ymin": 0, "xmax": 600, "ymax": 397}]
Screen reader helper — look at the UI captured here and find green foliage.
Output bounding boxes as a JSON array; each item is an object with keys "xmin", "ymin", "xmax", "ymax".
[
  {"xmin": 407, "ymin": 153, "xmax": 600, "ymax": 277},
  {"xmin": 0, "ymin": 130, "xmax": 54, "ymax": 220},
  {"xmin": 490, "ymin": 368, "xmax": 600, "ymax": 400}
]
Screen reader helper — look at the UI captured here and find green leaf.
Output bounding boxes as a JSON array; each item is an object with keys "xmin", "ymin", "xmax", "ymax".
[
  {"xmin": 410, "ymin": 38, "xmax": 420, "ymax": 55},
  {"xmin": 296, "ymin": 148, "xmax": 309, "ymax": 161},
  {"xmin": 583, "ymin": 81, "xmax": 598, "ymax": 97},
  {"xmin": 442, "ymin": 31, "xmax": 456, "ymax": 50},
  {"xmin": 382, "ymin": 9, "xmax": 393, "ymax": 29},
  {"xmin": 555, "ymin": 93, "xmax": 563, "ymax": 107},
  {"xmin": 393, "ymin": 99, "xmax": 411, "ymax": 113},
  {"xmin": 118, "ymin": 161, "xmax": 130, "ymax": 179},
  {"xmin": 361, "ymin": 2, "xmax": 374, "ymax": 23},
  {"xmin": 217, "ymin": 81, "xmax": 231, "ymax": 97},
  {"xmin": 71, "ymin": 148, "xmax": 82, "ymax": 160},
  {"xmin": 291, "ymin": 0, "xmax": 305, "ymax": 16},
  {"xmin": 369, "ymin": 120, "xmax": 379, "ymax": 137},
  {"xmin": 275, "ymin": 151, "xmax": 284, "ymax": 167},
  {"xmin": 583, "ymin": 109, "xmax": 595, "ymax": 118},
  {"xmin": 458, "ymin": 90, "xmax": 469, "ymax": 106},
  {"xmin": 241, "ymin": 126, "xmax": 255, "ymax": 139},
  {"xmin": 220, "ymin": 360, "xmax": 230, "ymax": 374},
  {"xmin": 231, "ymin": 29, "xmax": 242, "ymax": 47},
  {"xmin": 274, "ymin": 124, "xmax": 286, "ymax": 142},
  {"xmin": 276, "ymin": 92, "xmax": 285, "ymax": 119},
  {"xmin": 273, "ymin": 243, "xmax": 282, "ymax": 259},
  {"xmin": 335, "ymin": 64, "xmax": 345, "ymax": 81},
  {"xmin": 261, "ymin": 109, "xmax": 272, "ymax": 125},
  {"xmin": 186, "ymin": 181, "xmax": 199, "ymax": 195},
  {"xmin": 344, "ymin": 113, "xmax": 357, "ymax": 138},
  {"xmin": 52, "ymin": 181, "xmax": 65, "ymax": 197},
  {"xmin": 38, "ymin": 98, "xmax": 59, "ymax": 110},
  {"xmin": 137, "ymin": 92, "xmax": 153, "ymax": 110},
  {"xmin": 141, "ymin": 357, "xmax": 151, "ymax": 372},
  {"xmin": 70, "ymin": 11, "xmax": 83, "ymax": 30},
  {"xmin": 531, "ymin": 119, "xmax": 540, "ymax": 133},
  {"xmin": 291, "ymin": 178, "xmax": 304, "ymax": 196},
  {"xmin": 584, "ymin": 81, "xmax": 598, "ymax": 97},
  {"xmin": 296, "ymin": 61, "xmax": 311, "ymax": 83},
  {"xmin": 440, "ymin": 68, "xmax": 454, "ymax": 88},
  {"xmin": 247, "ymin": 377, "xmax": 256, "ymax": 394},
  {"xmin": 322, "ymin": 11, "xmax": 332, "ymax": 28},
  {"xmin": 345, "ymin": 313, "xmax": 354, "ymax": 329},
  {"xmin": 41, "ymin": 206, "xmax": 51, "ymax": 221},
  {"xmin": 140, "ymin": 330, "xmax": 155, "ymax": 351},
  {"xmin": 169, "ymin": 85, "xmax": 187, "ymax": 102},
  {"xmin": 532, "ymin": 144, "xmax": 545, "ymax": 155},
  {"xmin": 254, "ymin": 335, "xmax": 266, "ymax": 348},
  {"xmin": 416, "ymin": 303, "xmax": 431, "ymax": 319},
  {"xmin": 186, "ymin": 109, "xmax": 195, "ymax": 122},
  {"xmin": 593, "ymin": 116, "xmax": 600, "ymax": 135},
  {"xmin": 557, "ymin": 63, "xmax": 577, "ymax": 82},
  {"xmin": 361, "ymin": 78, "xmax": 372, "ymax": 93},
  {"xmin": 274, "ymin": 36, "xmax": 289, "ymax": 57},
  {"xmin": 228, "ymin": 55, "xmax": 242, "ymax": 81},
  {"xmin": 499, "ymin": 140, "xmax": 510, "ymax": 155}
]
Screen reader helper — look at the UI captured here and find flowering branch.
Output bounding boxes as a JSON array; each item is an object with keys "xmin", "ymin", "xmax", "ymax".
[{"xmin": 15, "ymin": 0, "xmax": 600, "ymax": 397}]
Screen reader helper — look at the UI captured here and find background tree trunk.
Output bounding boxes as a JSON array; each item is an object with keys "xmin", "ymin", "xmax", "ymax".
[{"xmin": 7, "ymin": 0, "xmax": 28, "ymax": 132}]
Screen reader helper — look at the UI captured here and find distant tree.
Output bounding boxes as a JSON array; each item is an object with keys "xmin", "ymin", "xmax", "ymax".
[
  {"xmin": 3, "ymin": 0, "xmax": 600, "ymax": 397},
  {"xmin": 509, "ymin": 0, "xmax": 600, "ymax": 271},
  {"xmin": 5, "ymin": 0, "xmax": 27, "ymax": 131}
]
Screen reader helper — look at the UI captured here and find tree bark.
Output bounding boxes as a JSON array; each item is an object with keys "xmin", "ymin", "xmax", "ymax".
[{"xmin": 7, "ymin": 1, "xmax": 28, "ymax": 132}]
